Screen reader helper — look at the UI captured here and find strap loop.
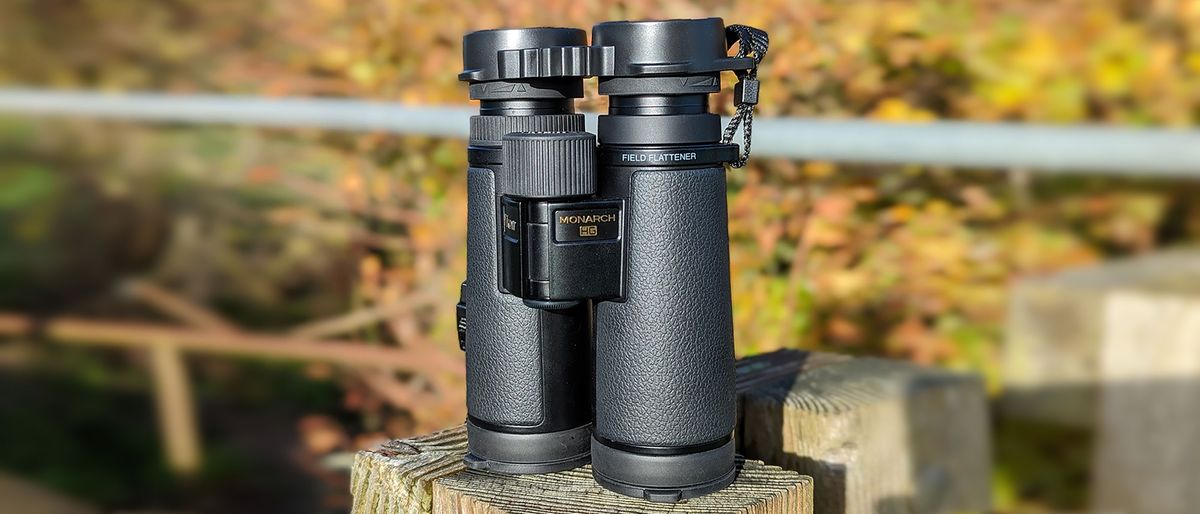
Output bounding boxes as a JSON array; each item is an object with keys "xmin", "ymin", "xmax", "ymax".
[{"xmin": 721, "ymin": 25, "xmax": 769, "ymax": 168}]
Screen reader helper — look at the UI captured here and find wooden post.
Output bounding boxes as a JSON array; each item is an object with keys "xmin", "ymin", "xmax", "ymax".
[
  {"xmin": 351, "ymin": 425, "xmax": 813, "ymax": 514},
  {"xmin": 351, "ymin": 352, "xmax": 990, "ymax": 514},
  {"xmin": 1092, "ymin": 292, "xmax": 1200, "ymax": 514},
  {"xmin": 125, "ymin": 279, "xmax": 226, "ymax": 477},
  {"xmin": 1003, "ymin": 249, "xmax": 1200, "ymax": 514},
  {"xmin": 737, "ymin": 351, "xmax": 991, "ymax": 514},
  {"xmin": 1003, "ymin": 273, "xmax": 1110, "ymax": 426},
  {"xmin": 149, "ymin": 339, "xmax": 202, "ymax": 475}
]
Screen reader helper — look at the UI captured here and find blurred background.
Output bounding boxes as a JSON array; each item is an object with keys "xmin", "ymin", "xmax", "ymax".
[{"xmin": 1, "ymin": 1, "xmax": 1199, "ymax": 513}]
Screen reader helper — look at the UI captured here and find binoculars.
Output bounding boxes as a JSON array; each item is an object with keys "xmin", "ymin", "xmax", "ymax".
[{"xmin": 454, "ymin": 18, "xmax": 767, "ymax": 502}]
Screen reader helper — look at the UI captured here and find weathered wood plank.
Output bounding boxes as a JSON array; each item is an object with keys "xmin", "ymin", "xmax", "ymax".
[
  {"xmin": 352, "ymin": 424, "xmax": 812, "ymax": 514},
  {"xmin": 737, "ymin": 351, "xmax": 991, "ymax": 514},
  {"xmin": 435, "ymin": 458, "xmax": 812, "ymax": 514},
  {"xmin": 1003, "ymin": 249, "xmax": 1200, "ymax": 514},
  {"xmin": 351, "ymin": 426, "xmax": 469, "ymax": 514}
]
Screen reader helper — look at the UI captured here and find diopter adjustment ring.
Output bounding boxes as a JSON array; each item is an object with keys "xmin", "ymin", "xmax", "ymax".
[{"xmin": 501, "ymin": 132, "xmax": 597, "ymax": 198}]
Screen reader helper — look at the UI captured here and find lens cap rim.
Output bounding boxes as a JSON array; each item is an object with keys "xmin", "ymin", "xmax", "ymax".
[
  {"xmin": 460, "ymin": 27, "xmax": 589, "ymax": 83},
  {"xmin": 590, "ymin": 18, "xmax": 754, "ymax": 77}
]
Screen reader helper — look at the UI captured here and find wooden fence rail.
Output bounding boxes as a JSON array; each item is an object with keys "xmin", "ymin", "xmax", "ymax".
[
  {"xmin": 0, "ymin": 285, "xmax": 466, "ymax": 475},
  {"xmin": 0, "ymin": 313, "xmax": 462, "ymax": 376}
]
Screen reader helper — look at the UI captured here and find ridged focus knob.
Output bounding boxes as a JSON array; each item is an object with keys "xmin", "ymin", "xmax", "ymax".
[
  {"xmin": 469, "ymin": 114, "xmax": 584, "ymax": 146},
  {"xmin": 501, "ymin": 132, "xmax": 597, "ymax": 198}
]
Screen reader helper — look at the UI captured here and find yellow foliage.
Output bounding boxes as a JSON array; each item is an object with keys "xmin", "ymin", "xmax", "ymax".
[
  {"xmin": 1188, "ymin": 52, "xmax": 1200, "ymax": 74},
  {"xmin": 870, "ymin": 98, "xmax": 936, "ymax": 122},
  {"xmin": 802, "ymin": 161, "xmax": 836, "ymax": 178}
]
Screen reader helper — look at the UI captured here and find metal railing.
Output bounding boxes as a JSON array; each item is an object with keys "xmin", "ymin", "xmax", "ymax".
[{"xmin": 2, "ymin": 88, "xmax": 1199, "ymax": 177}]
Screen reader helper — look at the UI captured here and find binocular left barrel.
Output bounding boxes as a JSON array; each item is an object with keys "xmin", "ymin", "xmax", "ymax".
[{"xmin": 458, "ymin": 28, "xmax": 594, "ymax": 475}]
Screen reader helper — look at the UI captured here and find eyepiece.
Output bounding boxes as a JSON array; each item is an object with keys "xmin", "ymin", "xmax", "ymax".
[
  {"xmin": 591, "ymin": 19, "xmax": 745, "ymax": 147},
  {"xmin": 461, "ymin": 27, "xmax": 588, "ymax": 153}
]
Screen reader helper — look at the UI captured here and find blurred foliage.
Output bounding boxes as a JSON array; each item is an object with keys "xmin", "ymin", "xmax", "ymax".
[
  {"xmin": 11, "ymin": 0, "xmax": 1200, "ymax": 377},
  {"xmin": 0, "ymin": 343, "xmax": 345, "ymax": 512},
  {"xmin": 3, "ymin": 1, "xmax": 1200, "ymax": 512},
  {"xmin": 3, "ymin": 0, "xmax": 1197, "ymax": 370},
  {"xmin": 992, "ymin": 417, "xmax": 1093, "ymax": 511}
]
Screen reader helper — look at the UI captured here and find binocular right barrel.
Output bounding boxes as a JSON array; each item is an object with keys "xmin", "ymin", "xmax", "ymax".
[{"xmin": 589, "ymin": 18, "xmax": 747, "ymax": 501}]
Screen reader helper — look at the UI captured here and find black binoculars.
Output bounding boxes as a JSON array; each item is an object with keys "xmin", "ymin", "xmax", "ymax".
[{"xmin": 454, "ymin": 18, "xmax": 767, "ymax": 502}]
